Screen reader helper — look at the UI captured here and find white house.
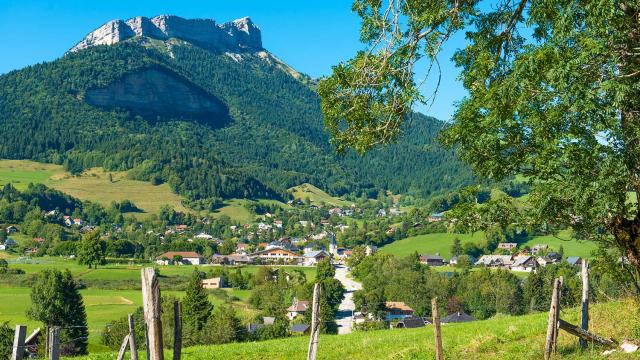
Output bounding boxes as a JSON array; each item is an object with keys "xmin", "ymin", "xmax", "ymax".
[
  {"xmin": 194, "ymin": 233, "xmax": 213, "ymax": 240},
  {"xmin": 287, "ymin": 298, "xmax": 309, "ymax": 320},
  {"xmin": 155, "ymin": 251, "xmax": 205, "ymax": 265},
  {"xmin": 511, "ymin": 256, "xmax": 538, "ymax": 272},
  {"xmin": 302, "ymin": 250, "xmax": 330, "ymax": 266}
]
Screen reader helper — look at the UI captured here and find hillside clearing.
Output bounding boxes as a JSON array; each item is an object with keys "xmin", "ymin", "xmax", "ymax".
[{"xmin": 289, "ymin": 183, "xmax": 350, "ymax": 207}]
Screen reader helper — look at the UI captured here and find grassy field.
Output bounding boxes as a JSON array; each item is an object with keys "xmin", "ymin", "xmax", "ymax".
[
  {"xmin": 0, "ymin": 159, "xmax": 295, "ymax": 222},
  {"xmin": 289, "ymin": 183, "xmax": 350, "ymax": 207},
  {"xmin": 210, "ymin": 198, "xmax": 289, "ymax": 224},
  {"xmin": 380, "ymin": 230, "xmax": 598, "ymax": 259},
  {"xmin": 0, "ymin": 256, "xmax": 318, "ymax": 351},
  {"xmin": 0, "ymin": 159, "xmax": 188, "ymax": 216},
  {"xmin": 380, "ymin": 232, "xmax": 487, "ymax": 258},
  {"xmin": 69, "ymin": 299, "xmax": 639, "ymax": 359}
]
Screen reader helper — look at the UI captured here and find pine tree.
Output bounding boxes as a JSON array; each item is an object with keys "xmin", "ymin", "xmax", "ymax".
[
  {"xmin": 182, "ymin": 269, "xmax": 213, "ymax": 331},
  {"xmin": 28, "ymin": 269, "xmax": 88, "ymax": 355}
]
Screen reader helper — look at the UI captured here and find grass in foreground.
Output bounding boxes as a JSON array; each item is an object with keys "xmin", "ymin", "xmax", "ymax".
[{"xmin": 69, "ymin": 299, "xmax": 639, "ymax": 359}]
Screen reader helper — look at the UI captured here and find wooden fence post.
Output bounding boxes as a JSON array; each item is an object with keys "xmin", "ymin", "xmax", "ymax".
[
  {"xmin": 307, "ymin": 283, "xmax": 321, "ymax": 360},
  {"xmin": 552, "ymin": 276, "xmax": 563, "ymax": 354},
  {"xmin": 580, "ymin": 260, "xmax": 589, "ymax": 348},
  {"xmin": 141, "ymin": 268, "xmax": 164, "ymax": 360},
  {"xmin": 173, "ymin": 301, "xmax": 182, "ymax": 360},
  {"xmin": 432, "ymin": 298, "xmax": 444, "ymax": 360},
  {"xmin": 117, "ymin": 334, "xmax": 130, "ymax": 360},
  {"xmin": 11, "ymin": 325, "xmax": 26, "ymax": 360},
  {"xmin": 128, "ymin": 314, "xmax": 139, "ymax": 360},
  {"xmin": 544, "ymin": 278, "xmax": 561, "ymax": 360},
  {"xmin": 48, "ymin": 327, "xmax": 60, "ymax": 360}
]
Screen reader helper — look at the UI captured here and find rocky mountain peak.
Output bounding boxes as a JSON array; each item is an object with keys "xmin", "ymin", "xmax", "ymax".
[{"xmin": 70, "ymin": 15, "xmax": 262, "ymax": 53}]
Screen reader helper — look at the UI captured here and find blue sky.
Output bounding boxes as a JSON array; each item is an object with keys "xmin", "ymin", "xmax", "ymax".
[{"xmin": 0, "ymin": 0, "xmax": 466, "ymax": 120}]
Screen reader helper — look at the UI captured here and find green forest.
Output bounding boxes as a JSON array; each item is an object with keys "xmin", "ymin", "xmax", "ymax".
[{"xmin": 0, "ymin": 39, "xmax": 474, "ymax": 206}]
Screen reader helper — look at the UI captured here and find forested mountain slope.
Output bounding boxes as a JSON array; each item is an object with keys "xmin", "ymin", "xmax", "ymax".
[{"xmin": 0, "ymin": 15, "xmax": 474, "ymax": 205}]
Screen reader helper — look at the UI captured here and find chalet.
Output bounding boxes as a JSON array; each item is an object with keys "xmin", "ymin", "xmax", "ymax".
[
  {"xmin": 537, "ymin": 256, "xmax": 560, "ymax": 267},
  {"xmin": 475, "ymin": 255, "xmax": 514, "ymax": 268},
  {"xmin": 442, "ymin": 312, "xmax": 476, "ymax": 324},
  {"xmin": 252, "ymin": 248, "xmax": 302, "ymax": 264},
  {"xmin": 194, "ymin": 233, "xmax": 213, "ymax": 240},
  {"xmin": 384, "ymin": 301, "xmax": 414, "ymax": 321},
  {"xmin": 511, "ymin": 255, "xmax": 539, "ymax": 272},
  {"xmin": 428, "ymin": 212, "xmax": 445, "ymax": 222},
  {"xmin": 419, "ymin": 254, "xmax": 446, "ymax": 267},
  {"xmin": 497, "ymin": 242, "xmax": 518, "ymax": 251},
  {"xmin": 230, "ymin": 225, "xmax": 238, "ymax": 231},
  {"xmin": 395, "ymin": 316, "xmax": 429, "ymax": 329},
  {"xmin": 45, "ymin": 210, "xmax": 58, "ymax": 217},
  {"xmin": 155, "ymin": 251, "xmax": 205, "ymax": 265},
  {"xmin": 531, "ymin": 244, "xmax": 549, "ymax": 255},
  {"xmin": 5, "ymin": 225, "xmax": 18, "ymax": 233},
  {"xmin": 274, "ymin": 220, "xmax": 283, "ymax": 228},
  {"xmin": 566, "ymin": 256, "xmax": 583, "ymax": 267},
  {"xmin": 303, "ymin": 250, "xmax": 330, "ymax": 266},
  {"xmin": 287, "ymin": 298, "xmax": 309, "ymax": 320},
  {"xmin": 210, "ymin": 254, "xmax": 254, "ymax": 265},
  {"xmin": 328, "ymin": 207, "xmax": 343, "ymax": 216},
  {"xmin": 202, "ymin": 277, "xmax": 225, "ymax": 289}
]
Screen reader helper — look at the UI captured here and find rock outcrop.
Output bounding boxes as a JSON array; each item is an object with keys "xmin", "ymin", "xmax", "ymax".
[
  {"xmin": 70, "ymin": 15, "xmax": 261, "ymax": 53},
  {"xmin": 85, "ymin": 67, "xmax": 230, "ymax": 125}
]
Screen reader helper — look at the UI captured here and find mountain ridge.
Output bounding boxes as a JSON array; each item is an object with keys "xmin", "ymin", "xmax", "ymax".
[
  {"xmin": 70, "ymin": 15, "xmax": 262, "ymax": 53},
  {"xmin": 0, "ymin": 15, "xmax": 475, "ymax": 204}
]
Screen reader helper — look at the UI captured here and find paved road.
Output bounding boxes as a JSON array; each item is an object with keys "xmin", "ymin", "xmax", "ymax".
[{"xmin": 334, "ymin": 264, "xmax": 362, "ymax": 334}]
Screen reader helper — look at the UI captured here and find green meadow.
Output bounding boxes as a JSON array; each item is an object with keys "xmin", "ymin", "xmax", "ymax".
[
  {"xmin": 0, "ymin": 255, "xmax": 318, "ymax": 351},
  {"xmin": 380, "ymin": 230, "xmax": 597, "ymax": 259},
  {"xmin": 289, "ymin": 183, "xmax": 350, "ymax": 207},
  {"xmin": 69, "ymin": 299, "xmax": 638, "ymax": 359}
]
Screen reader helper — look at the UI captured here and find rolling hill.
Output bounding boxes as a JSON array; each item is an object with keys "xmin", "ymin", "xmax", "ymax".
[{"xmin": 0, "ymin": 15, "xmax": 474, "ymax": 208}]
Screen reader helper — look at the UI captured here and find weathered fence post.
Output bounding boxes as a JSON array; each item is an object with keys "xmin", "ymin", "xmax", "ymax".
[
  {"xmin": 544, "ymin": 278, "xmax": 561, "ymax": 360},
  {"xmin": 117, "ymin": 334, "xmax": 130, "ymax": 360},
  {"xmin": 11, "ymin": 325, "xmax": 26, "ymax": 360},
  {"xmin": 128, "ymin": 314, "xmax": 139, "ymax": 360},
  {"xmin": 48, "ymin": 326, "xmax": 60, "ymax": 360},
  {"xmin": 580, "ymin": 259, "xmax": 589, "ymax": 348},
  {"xmin": 173, "ymin": 300, "xmax": 182, "ymax": 360},
  {"xmin": 552, "ymin": 276, "xmax": 563, "ymax": 354},
  {"xmin": 141, "ymin": 268, "xmax": 164, "ymax": 360},
  {"xmin": 432, "ymin": 298, "xmax": 444, "ymax": 360},
  {"xmin": 307, "ymin": 283, "xmax": 321, "ymax": 360}
]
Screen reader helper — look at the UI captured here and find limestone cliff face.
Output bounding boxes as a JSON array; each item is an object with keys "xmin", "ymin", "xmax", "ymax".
[
  {"xmin": 85, "ymin": 67, "xmax": 230, "ymax": 125},
  {"xmin": 70, "ymin": 15, "xmax": 262, "ymax": 53}
]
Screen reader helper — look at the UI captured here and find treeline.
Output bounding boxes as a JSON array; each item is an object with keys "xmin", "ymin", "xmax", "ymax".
[
  {"xmin": 0, "ymin": 38, "xmax": 474, "ymax": 204},
  {"xmin": 350, "ymin": 252, "xmax": 634, "ymax": 324}
]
